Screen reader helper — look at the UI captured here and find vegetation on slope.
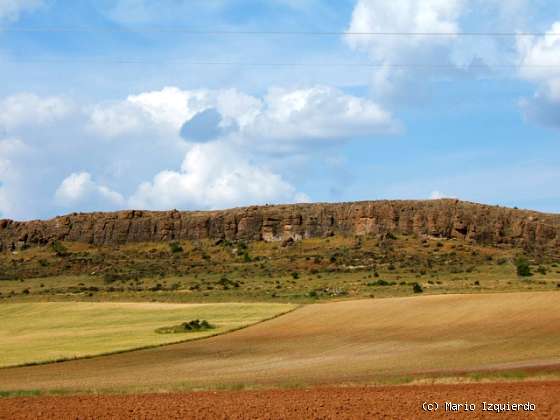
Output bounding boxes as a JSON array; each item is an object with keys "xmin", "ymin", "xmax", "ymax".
[{"xmin": 0, "ymin": 234, "xmax": 558, "ymax": 303}]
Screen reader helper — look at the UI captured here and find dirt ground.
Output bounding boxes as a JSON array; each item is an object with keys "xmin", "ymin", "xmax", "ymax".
[{"xmin": 1, "ymin": 381, "xmax": 558, "ymax": 419}]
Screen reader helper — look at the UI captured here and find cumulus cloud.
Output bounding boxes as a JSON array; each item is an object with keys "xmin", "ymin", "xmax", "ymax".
[
  {"xmin": 1, "ymin": 84, "xmax": 398, "ymax": 219},
  {"xmin": 244, "ymin": 86, "xmax": 398, "ymax": 145},
  {"xmin": 345, "ymin": 0, "xmax": 465, "ymax": 97},
  {"xmin": 129, "ymin": 142, "xmax": 309, "ymax": 210},
  {"xmin": 55, "ymin": 172, "xmax": 125, "ymax": 209},
  {"xmin": 0, "ymin": 93, "xmax": 74, "ymax": 130},
  {"xmin": 344, "ymin": 0, "xmax": 532, "ymax": 100},
  {"xmin": 87, "ymin": 87, "xmax": 212, "ymax": 138},
  {"xmin": 0, "ymin": 0, "xmax": 43, "ymax": 22},
  {"xmin": 87, "ymin": 85, "xmax": 398, "ymax": 151},
  {"xmin": 517, "ymin": 22, "xmax": 560, "ymax": 128}
]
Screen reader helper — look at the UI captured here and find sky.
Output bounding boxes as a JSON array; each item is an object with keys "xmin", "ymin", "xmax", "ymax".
[{"xmin": 0, "ymin": 0, "xmax": 559, "ymax": 221}]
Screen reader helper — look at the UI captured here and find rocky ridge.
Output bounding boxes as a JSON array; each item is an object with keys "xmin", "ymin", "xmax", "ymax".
[{"xmin": 1, "ymin": 200, "xmax": 559, "ymax": 252}]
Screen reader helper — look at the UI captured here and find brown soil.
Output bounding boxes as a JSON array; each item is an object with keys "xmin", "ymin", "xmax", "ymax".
[{"xmin": 1, "ymin": 381, "xmax": 559, "ymax": 419}]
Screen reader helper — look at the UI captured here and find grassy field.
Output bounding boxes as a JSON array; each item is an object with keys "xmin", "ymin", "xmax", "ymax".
[
  {"xmin": 1, "ymin": 291, "xmax": 558, "ymax": 393},
  {"xmin": 0, "ymin": 302, "xmax": 296, "ymax": 368}
]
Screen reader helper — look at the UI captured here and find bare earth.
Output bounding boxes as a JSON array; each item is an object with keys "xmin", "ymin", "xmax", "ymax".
[{"xmin": 1, "ymin": 381, "xmax": 559, "ymax": 419}]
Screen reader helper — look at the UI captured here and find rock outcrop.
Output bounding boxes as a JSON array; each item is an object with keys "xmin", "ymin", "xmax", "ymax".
[{"xmin": 1, "ymin": 199, "xmax": 559, "ymax": 252}]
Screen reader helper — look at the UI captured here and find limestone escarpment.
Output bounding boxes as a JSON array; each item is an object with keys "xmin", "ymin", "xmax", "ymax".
[{"xmin": 1, "ymin": 200, "xmax": 559, "ymax": 252}]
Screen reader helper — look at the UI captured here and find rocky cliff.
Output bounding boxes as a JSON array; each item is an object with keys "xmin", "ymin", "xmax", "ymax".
[{"xmin": 1, "ymin": 199, "xmax": 559, "ymax": 252}]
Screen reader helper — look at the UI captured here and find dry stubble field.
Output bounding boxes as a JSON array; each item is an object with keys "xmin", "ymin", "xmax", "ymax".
[{"xmin": 1, "ymin": 291, "xmax": 559, "ymax": 394}]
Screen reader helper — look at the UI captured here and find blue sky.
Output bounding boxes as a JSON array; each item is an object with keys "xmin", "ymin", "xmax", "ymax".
[{"xmin": 0, "ymin": 0, "xmax": 559, "ymax": 220}]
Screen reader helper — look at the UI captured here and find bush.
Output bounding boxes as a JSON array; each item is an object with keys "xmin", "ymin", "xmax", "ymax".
[
  {"xmin": 368, "ymin": 279, "xmax": 395, "ymax": 287},
  {"xmin": 169, "ymin": 242, "xmax": 183, "ymax": 253},
  {"xmin": 537, "ymin": 266, "xmax": 547, "ymax": 275},
  {"xmin": 515, "ymin": 257, "xmax": 532, "ymax": 277},
  {"xmin": 496, "ymin": 258, "xmax": 508, "ymax": 265},
  {"xmin": 51, "ymin": 241, "xmax": 69, "ymax": 257},
  {"xmin": 155, "ymin": 319, "xmax": 214, "ymax": 334},
  {"xmin": 412, "ymin": 283, "xmax": 423, "ymax": 294},
  {"xmin": 217, "ymin": 276, "xmax": 239, "ymax": 289},
  {"xmin": 291, "ymin": 272, "xmax": 300, "ymax": 280}
]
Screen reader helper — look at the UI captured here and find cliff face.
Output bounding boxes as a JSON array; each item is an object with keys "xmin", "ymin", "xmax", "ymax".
[{"xmin": 1, "ymin": 199, "xmax": 559, "ymax": 251}]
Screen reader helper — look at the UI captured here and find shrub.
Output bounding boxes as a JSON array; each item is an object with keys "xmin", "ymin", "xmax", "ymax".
[
  {"xmin": 155, "ymin": 319, "xmax": 214, "ymax": 334},
  {"xmin": 169, "ymin": 242, "xmax": 183, "ymax": 253},
  {"xmin": 51, "ymin": 241, "xmax": 69, "ymax": 257},
  {"xmin": 537, "ymin": 266, "xmax": 547, "ymax": 275},
  {"xmin": 412, "ymin": 283, "xmax": 423, "ymax": 294},
  {"xmin": 515, "ymin": 257, "xmax": 532, "ymax": 277},
  {"xmin": 291, "ymin": 272, "xmax": 300, "ymax": 280},
  {"xmin": 217, "ymin": 276, "xmax": 239, "ymax": 289},
  {"xmin": 243, "ymin": 252, "xmax": 251, "ymax": 263},
  {"xmin": 368, "ymin": 279, "xmax": 396, "ymax": 287},
  {"xmin": 103, "ymin": 273, "xmax": 120, "ymax": 284}
]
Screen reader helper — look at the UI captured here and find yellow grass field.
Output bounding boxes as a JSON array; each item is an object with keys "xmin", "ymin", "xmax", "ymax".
[
  {"xmin": 0, "ymin": 291, "xmax": 559, "ymax": 393},
  {"xmin": 0, "ymin": 302, "xmax": 296, "ymax": 368}
]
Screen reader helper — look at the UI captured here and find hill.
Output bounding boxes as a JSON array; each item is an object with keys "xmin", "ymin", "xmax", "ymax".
[
  {"xmin": 1, "ymin": 199, "xmax": 559, "ymax": 303},
  {"xmin": 2, "ymin": 199, "xmax": 559, "ymax": 252}
]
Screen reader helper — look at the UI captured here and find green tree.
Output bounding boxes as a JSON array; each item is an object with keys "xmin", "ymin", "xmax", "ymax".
[{"xmin": 515, "ymin": 257, "xmax": 532, "ymax": 277}]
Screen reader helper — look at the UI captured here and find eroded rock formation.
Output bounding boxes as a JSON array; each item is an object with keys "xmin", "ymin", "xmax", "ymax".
[{"xmin": 1, "ymin": 199, "xmax": 559, "ymax": 252}]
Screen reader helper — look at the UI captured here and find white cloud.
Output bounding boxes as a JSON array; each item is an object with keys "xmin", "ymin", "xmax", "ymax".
[
  {"xmin": 87, "ymin": 87, "xmax": 212, "ymax": 138},
  {"xmin": 129, "ymin": 142, "xmax": 309, "ymax": 210},
  {"xmin": 127, "ymin": 87, "xmax": 211, "ymax": 129},
  {"xmin": 245, "ymin": 86, "xmax": 398, "ymax": 144},
  {"xmin": 88, "ymin": 86, "xmax": 398, "ymax": 150},
  {"xmin": 0, "ymin": 93, "xmax": 73, "ymax": 130},
  {"xmin": 55, "ymin": 172, "xmax": 125, "ymax": 208},
  {"xmin": 345, "ymin": 0, "xmax": 465, "ymax": 96},
  {"xmin": 517, "ymin": 22, "xmax": 560, "ymax": 128},
  {"xmin": 430, "ymin": 190, "xmax": 455, "ymax": 200},
  {"xmin": 1, "ymin": 85, "xmax": 394, "ymax": 219},
  {"xmin": 344, "ymin": 0, "xmax": 538, "ymax": 100},
  {"xmin": 0, "ymin": 0, "xmax": 43, "ymax": 22}
]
